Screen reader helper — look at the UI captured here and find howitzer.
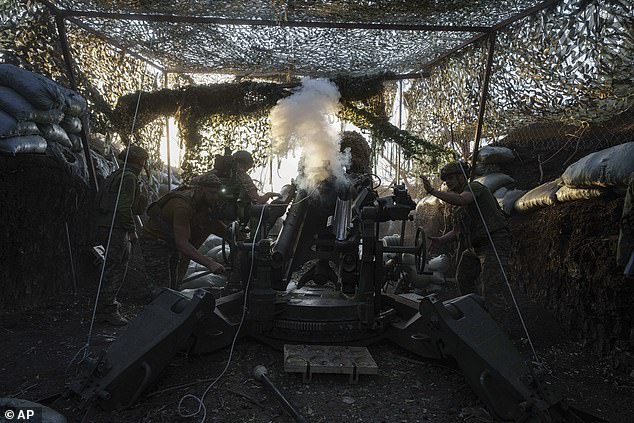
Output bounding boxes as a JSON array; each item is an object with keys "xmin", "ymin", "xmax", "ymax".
[{"xmin": 58, "ymin": 172, "xmax": 605, "ymax": 423}]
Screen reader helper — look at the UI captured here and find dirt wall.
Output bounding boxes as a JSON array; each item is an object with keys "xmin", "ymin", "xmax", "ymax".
[
  {"xmin": 509, "ymin": 197, "xmax": 633, "ymax": 355},
  {"xmin": 0, "ymin": 155, "xmax": 92, "ymax": 311}
]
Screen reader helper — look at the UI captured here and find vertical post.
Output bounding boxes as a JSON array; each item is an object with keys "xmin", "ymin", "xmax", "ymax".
[
  {"xmin": 55, "ymin": 14, "xmax": 99, "ymax": 192},
  {"xmin": 164, "ymin": 73, "xmax": 171, "ymax": 191},
  {"xmin": 470, "ymin": 31, "xmax": 496, "ymax": 180},
  {"xmin": 396, "ymin": 79, "xmax": 402, "ymax": 184}
]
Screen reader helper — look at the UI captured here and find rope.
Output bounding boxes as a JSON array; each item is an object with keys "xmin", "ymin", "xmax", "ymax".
[
  {"xmin": 70, "ymin": 67, "xmax": 148, "ymax": 365},
  {"xmin": 456, "ymin": 163, "xmax": 540, "ymax": 363},
  {"xmin": 177, "ymin": 205, "xmax": 267, "ymax": 423}
]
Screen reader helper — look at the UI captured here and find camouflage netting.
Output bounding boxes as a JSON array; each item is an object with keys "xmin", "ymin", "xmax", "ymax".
[
  {"xmin": 2, "ymin": 0, "xmax": 632, "ymax": 177},
  {"xmin": 35, "ymin": 0, "xmax": 545, "ymax": 76},
  {"xmin": 405, "ymin": 0, "xmax": 634, "ymax": 161}
]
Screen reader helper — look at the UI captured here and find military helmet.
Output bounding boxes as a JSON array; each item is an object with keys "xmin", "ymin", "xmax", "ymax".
[
  {"xmin": 440, "ymin": 161, "xmax": 470, "ymax": 181},
  {"xmin": 118, "ymin": 145, "xmax": 149, "ymax": 165},
  {"xmin": 190, "ymin": 172, "xmax": 222, "ymax": 188},
  {"xmin": 232, "ymin": 150, "xmax": 254, "ymax": 168}
]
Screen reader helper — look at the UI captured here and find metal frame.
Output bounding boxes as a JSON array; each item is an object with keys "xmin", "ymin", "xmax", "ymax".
[{"xmin": 38, "ymin": 0, "xmax": 562, "ymax": 77}]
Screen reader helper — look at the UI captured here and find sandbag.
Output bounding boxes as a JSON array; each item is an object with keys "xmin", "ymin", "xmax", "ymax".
[
  {"xmin": 38, "ymin": 123, "xmax": 72, "ymax": 149},
  {"xmin": 498, "ymin": 189, "xmax": 526, "ymax": 215},
  {"xmin": 562, "ymin": 142, "xmax": 634, "ymax": 188},
  {"xmin": 514, "ymin": 180, "xmax": 561, "ymax": 212},
  {"xmin": 0, "ymin": 134, "xmax": 47, "ymax": 155},
  {"xmin": 477, "ymin": 145, "xmax": 515, "ymax": 164},
  {"xmin": 556, "ymin": 185, "xmax": 607, "ymax": 203},
  {"xmin": 180, "ymin": 272, "xmax": 227, "ymax": 289},
  {"xmin": 0, "ymin": 110, "xmax": 39, "ymax": 138},
  {"xmin": 199, "ymin": 234, "xmax": 224, "ymax": 256},
  {"xmin": 493, "ymin": 186, "xmax": 508, "ymax": 200},
  {"xmin": 426, "ymin": 254, "xmax": 450, "ymax": 272},
  {"xmin": 68, "ymin": 133, "xmax": 83, "ymax": 152},
  {"xmin": 0, "ymin": 86, "xmax": 64, "ymax": 124},
  {"xmin": 0, "ymin": 64, "xmax": 64, "ymax": 110},
  {"xmin": 60, "ymin": 86, "xmax": 87, "ymax": 116},
  {"xmin": 60, "ymin": 114, "xmax": 82, "ymax": 134},
  {"xmin": 474, "ymin": 172, "xmax": 516, "ymax": 193},
  {"xmin": 208, "ymin": 244, "xmax": 231, "ymax": 265},
  {"xmin": 417, "ymin": 194, "xmax": 443, "ymax": 208},
  {"xmin": 473, "ymin": 163, "xmax": 501, "ymax": 176}
]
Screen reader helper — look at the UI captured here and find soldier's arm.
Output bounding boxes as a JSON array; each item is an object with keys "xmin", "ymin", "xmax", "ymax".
[
  {"xmin": 429, "ymin": 189, "xmax": 474, "ymax": 207},
  {"xmin": 172, "ymin": 208, "xmax": 225, "ymax": 273}
]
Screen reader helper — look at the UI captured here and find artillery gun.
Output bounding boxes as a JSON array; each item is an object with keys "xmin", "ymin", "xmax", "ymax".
[{"xmin": 56, "ymin": 167, "xmax": 604, "ymax": 423}]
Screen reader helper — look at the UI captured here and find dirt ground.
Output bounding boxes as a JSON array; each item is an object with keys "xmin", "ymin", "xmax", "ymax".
[{"xmin": 1, "ymin": 277, "xmax": 633, "ymax": 423}]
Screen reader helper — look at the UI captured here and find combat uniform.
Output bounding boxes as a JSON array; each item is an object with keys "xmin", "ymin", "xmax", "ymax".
[
  {"xmin": 453, "ymin": 181, "xmax": 512, "ymax": 318},
  {"xmin": 93, "ymin": 163, "xmax": 143, "ymax": 323},
  {"xmin": 235, "ymin": 170, "xmax": 260, "ymax": 204},
  {"xmin": 141, "ymin": 186, "xmax": 226, "ymax": 289},
  {"xmin": 617, "ymin": 173, "xmax": 634, "ymax": 275}
]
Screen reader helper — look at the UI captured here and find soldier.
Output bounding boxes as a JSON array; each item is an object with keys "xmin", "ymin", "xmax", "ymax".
[
  {"xmin": 617, "ymin": 172, "xmax": 634, "ymax": 277},
  {"xmin": 140, "ymin": 172, "xmax": 227, "ymax": 289},
  {"xmin": 232, "ymin": 150, "xmax": 279, "ymax": 204},
  {"xmin": 93, "ymin": 144, "xmax": 149, "ymax": 326},
  {"xmin": 420, "ymin": 161, "xmax": 512, "ymax": 321}
]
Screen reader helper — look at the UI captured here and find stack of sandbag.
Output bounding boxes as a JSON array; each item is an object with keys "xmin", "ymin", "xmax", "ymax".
[
  {"xmin": 0, "ymin": 64, "xmax": 87, "ymax": 172},
  {"xmin": 514, "ymin": 178, "xmax": 562, "ymax": 213},
  {"xmin": 473, "ymin": 145, "xmax": 525, "ymax": 215},
  {"xmin": 182, "ymin": 234, "xmax": 231, "ymax": 290},
  {"xmin": 559, "ymin": 142, "xmax": 634, "ymax": 199}
]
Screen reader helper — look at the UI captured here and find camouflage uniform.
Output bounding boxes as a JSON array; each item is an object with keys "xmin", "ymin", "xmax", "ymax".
[
  {"xmin": 93, "ymin": 145, "xmax": 148, "ymax": 321},
  {"xmin": 617, "ymin": 173, "xmax": 634, "ymax": 273},
  {"xmin": 453, "ymin": 181, "xmax": 512, "ymax": 319},
  {"xmin": 141, "ymin": 172, "xmax": 225, "ymax": 289},
  {"xmin": 139, "ymin": 234, "xmax": 181, "ymax": 289}
]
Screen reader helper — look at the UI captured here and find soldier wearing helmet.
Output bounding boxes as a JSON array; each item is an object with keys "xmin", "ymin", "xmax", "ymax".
[
  {"xmin": 420, "ymin": 161, "xmax": 511, "ymax": 322},
  {"xmin": 232, "ymin": 150, "xmax": 279, "ymax": 204},
  {"xmin": 141, "ymin": 171, "xmax": 227, "ymax": 290},
  {"xmin": 93, "ymin": 144, "xmax": 149, "ymax": 326}
]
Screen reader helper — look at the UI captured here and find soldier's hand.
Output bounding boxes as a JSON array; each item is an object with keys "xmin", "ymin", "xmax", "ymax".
[
  {"xmin": 419, "ymin": 175, "xmax": 433, "ymax": 194},
  {"xmin": 206, "ymin": 261, "xmax": 225, "ymax": 274}
]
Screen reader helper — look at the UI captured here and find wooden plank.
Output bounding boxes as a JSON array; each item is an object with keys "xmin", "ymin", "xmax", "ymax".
[{"xmin": 284, "ymin": 344, "xmax": 378, "ymax": 384}]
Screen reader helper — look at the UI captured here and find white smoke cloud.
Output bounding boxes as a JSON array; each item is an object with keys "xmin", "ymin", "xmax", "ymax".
[{"xmin": 269, "ymin": 77, "xmax": 350, "ymax": 191}]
